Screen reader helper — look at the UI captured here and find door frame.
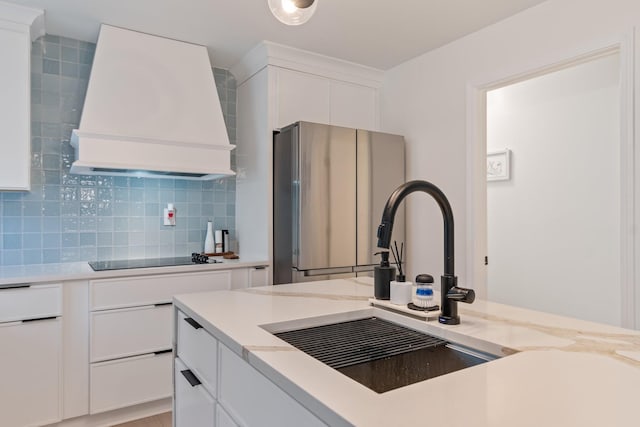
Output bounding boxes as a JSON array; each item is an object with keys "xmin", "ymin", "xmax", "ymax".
[{"xmin": 465, "ymin": 35, "xmax": 636, "ymax": 328}]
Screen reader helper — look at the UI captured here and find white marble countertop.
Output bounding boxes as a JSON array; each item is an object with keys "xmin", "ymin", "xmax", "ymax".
[
  {"xmin": 174, "ymin": 277, "xmax": 640, "ymax": 427},
  {"xmin": 0, "ymin": 257, "xmax": 269, "ymax": 286}
]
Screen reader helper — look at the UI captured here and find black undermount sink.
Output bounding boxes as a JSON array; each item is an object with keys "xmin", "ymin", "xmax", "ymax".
[{"xmin": 274, "ymin": 317, "xmax": 497, "ymax": 393}]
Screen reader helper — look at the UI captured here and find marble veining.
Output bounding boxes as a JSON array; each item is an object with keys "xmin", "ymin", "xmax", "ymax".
[
  {"xmin": 174, "ymin": 277, "xmax": 640, "ymax": 427},
  {"xmin": 460, "ymin": 307, "xmax": 640, "ymax": 367},
  {"xmin": 240, "ymin": 287, "xmax": 371, "ymax": 301}
]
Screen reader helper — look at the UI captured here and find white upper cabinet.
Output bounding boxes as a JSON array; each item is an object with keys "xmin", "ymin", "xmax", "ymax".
[
  {"xmin": 329, "ymin": 80, "xmax": 377, "ymax": 130},
  {"xmin": 276, "ymin": 68, "xmax": 330, "ymax": 128},
  {"xmin": 276, "ymin": 68, "xmax": 378, "ymax": 130},
  {"xmin": 0, "ymin": 3, "xmax": 44, "ymax": 191}
]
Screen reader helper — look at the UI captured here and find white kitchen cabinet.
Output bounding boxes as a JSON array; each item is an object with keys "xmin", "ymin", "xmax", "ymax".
[
  {"xmin": 0, "ymin": 283, "xmax": 62, "ymax": 427},
  {"xmin": 0, "ymin": 4, "xmax": 44, "ymax": 190},
  {"xmin": 329, "ymin": 80, "xmax": 377, "ymax": 130},
  {"xmin": 276, "ymin": 68, "xmax": 330, "ymax": 128},
  {"xmin": 177, "ymin": 310, "xmax": 218, "ymax": 396},
  {"xmin": 90, "ymin": 351, "xmax": 173, "ymax": 414},
  {"xmin": 231, "ymin": 265, "xmax": 270, "ymax": 288},
  {"xmin": 88, "ymin": 270, "xmax": 233, "ymax": 414},
  {"xmin": 217, "ymin": 403, "xmax": 239, "ymax": 427},
  {"xmin": 275, "ymin": 68, "xmax": 377, "ymax": 132},
  {"xmin": 218, "ymin": 344, "xmax": 326, "ymax": 427},
  {"xmin": 90, "ymin": 270, "xmax": 232, "ymax": 310},
  {"xmin": 175, "ymin": 358, "xmax": 216, "ymax": 427},
  {"xmin": 174, "ymin": 308, "xmax": 324, "ymax": 427},
  {"xmin": 248, "ymin": 266, "xmax": 269, "ymax": 287},
  {"xmin": 90, "ymin": 303, "xmax": 173, "ymax": 362}
]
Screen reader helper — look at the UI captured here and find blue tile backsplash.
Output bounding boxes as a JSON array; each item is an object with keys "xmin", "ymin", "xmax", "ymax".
[{"xmin": 0, "ymin": 35, "xmax": 237, "ymax": 265}]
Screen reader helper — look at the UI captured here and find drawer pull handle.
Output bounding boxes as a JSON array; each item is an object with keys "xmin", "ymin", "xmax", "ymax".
[
  {"xmin": 154, "ymin": 349, "xmax": 172, "ymax": 356},
  {"xmin": 154, "ymin": 302, "xmax": 172, "ymax": 307},
  {"xmin": 184, "ymin": 317, "xmax": 202, "ymax": 330},
  {"xmin": 0, "ymin": 284, "xmax": 30, "ymax": 290},
  {"xmin": 254, "ymin": 266, "xmax": 267, "ymax": 270},
  {"xmin": 22, "ymin": 316, "xmax": 57, "ymax": 323},
  {"xmin": 181, "ymin": 369, "xmax": 202, "ymax": 387}
]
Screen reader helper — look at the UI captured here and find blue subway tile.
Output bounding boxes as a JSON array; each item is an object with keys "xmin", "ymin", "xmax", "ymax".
[
  {"xmin": 43, "ymin": 233, "xmax": 61, "ymax": 248},
  {"xmin": 23, "ymin": 233, "xmax": 42, "ymax": 249},
  {"xmin": 3, "ymin": 217, "xmax": 22, "ymax": 233},
  {"xmin": 3, "ymin": 250, "xmax": 22, "ymax": 265},
  {"xmin": 42, "ymin": 249, "xmax": 61, "ymax": 264},
  {"xmin": 43, "ymin": 59, "xmax": 60, "ymax": 75},
  {"xmin": 3, "ymin": 234, "xmax": 22, "ymax": 250},
  {"xmin": 23, "ymin": 249, "xmax": 43, "ymax": 265},
  {"xmin": 79, "ymin": 233, "xmax": 96, "ymax": 247},
  {"xmin": 23, "ymin": 218, "xmax": 42, "ymax": 233}
]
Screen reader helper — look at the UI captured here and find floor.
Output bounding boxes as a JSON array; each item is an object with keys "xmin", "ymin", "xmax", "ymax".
[{"xmin": 112, "ymin": 412, "xmax": 172, "ymax": 427}]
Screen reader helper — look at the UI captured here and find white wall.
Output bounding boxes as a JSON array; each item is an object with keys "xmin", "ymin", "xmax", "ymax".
[
  {"xmin": 486, "ymin": 54, "xmax": 620, "ymax": 325},
  {"xmin": 380, "ymin": 0, "xmax": 639, "ymax": 327}
]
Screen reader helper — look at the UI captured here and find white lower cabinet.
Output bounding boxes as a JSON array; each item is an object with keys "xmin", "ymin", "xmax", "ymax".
[
  {"xmin": 175, "ymin": 358, "xmax": 216, "ymax": 427},
  {"xmin": 0, "ymin": 283, "xmax": 62, "ymax": 427},
  {"xmin": 89, "ymin": 270, "xmax": 234, "ymax": 414},
  {"xmin": 175, "ymin": 308, "xmax": 325, "ymax": 427},
  {"xmin": 216, "ymin": 403, "xmax": 239, "ymax": 427},
  {"xmin": 218, "ymin": 345, "xmax": 325, "ymax": 427},
  {"xmin": 90, "ymin": 351, "xmax": 173, "ymax": 414}
]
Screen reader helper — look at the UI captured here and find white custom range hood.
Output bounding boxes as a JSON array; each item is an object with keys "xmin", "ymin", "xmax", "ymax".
[{"xmin": 71, "ymin": 25, "xmax": 235, "ymax": 180}]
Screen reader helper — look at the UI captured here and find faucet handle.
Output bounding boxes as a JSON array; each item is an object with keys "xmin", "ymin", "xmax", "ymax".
[{"xmin": 446, "ymin": 286, "xmax": 475, "ymax": 304}]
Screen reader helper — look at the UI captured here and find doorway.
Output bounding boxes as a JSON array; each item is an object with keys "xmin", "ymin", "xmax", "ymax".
[{"xmin": 480, "ymin": 51, "xmax": 628, "ymax": 327}]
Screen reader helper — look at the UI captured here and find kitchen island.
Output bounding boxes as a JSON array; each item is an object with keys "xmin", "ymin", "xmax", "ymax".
[{"xmin": 173, "ymin": 277, "xmax": 640, "ymax": 427}]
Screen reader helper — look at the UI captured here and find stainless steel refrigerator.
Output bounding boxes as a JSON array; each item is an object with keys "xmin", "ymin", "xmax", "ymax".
[{"xmin": 273, "ymin": 121, "xmax": 405, "ymax": 284}]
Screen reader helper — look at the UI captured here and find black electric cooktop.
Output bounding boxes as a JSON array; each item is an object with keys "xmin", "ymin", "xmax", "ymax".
[{"xmin": 89, "ymin": 253, "xmax": 221, "ymax": 271}]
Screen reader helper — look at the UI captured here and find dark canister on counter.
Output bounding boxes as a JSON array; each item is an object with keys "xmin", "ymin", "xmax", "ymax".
[{"xmin": 374, "ymin": 251, "xmax": 396, "ymax": 300}]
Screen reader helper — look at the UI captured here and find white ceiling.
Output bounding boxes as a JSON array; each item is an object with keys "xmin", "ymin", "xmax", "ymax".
[{"xmin": 6, "ymin": 0, "xmax": 547, "ymax": 70}]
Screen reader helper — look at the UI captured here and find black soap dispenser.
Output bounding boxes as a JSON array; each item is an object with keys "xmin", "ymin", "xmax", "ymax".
[{"xmin": 374, "ymin": 251, "xmax": 396, "ymax": 300}]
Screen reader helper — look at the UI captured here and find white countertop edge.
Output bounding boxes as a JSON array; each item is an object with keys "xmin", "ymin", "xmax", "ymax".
[{"xmin": 0, "ymin": 258, "xmax": 270, "ymax": 286}]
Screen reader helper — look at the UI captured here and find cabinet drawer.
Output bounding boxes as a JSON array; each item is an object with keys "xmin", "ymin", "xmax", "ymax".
[
  {"xmin": 90, "ymin": 271, "xmax": 232, "ymax": 310},
  {"xmin": 219, "ymin": 344, "xmax": 326, "ymax": 427},
  {"xmin": 177, "ymin": 310, "xmax": 218, "ymax": 397},
  {"xmin": 90, "ymin": 351, "xmax": 172, "ymax": 414},
  {"xmin": 91, "ymin": 304, "xmax": 172, "ymax": 362},
  {"xmin": 175, "ymin": 358, "xmax": 215, "ymax": 427},
  {"xmin": 0, "ymin": 283, "xmax": 61, "ymax": 323},
  {"xmin": 249, "ymin": 266, "xmax": 269, "ymax": 287},
  {"xmin": 0, "ymin": 318, "xmax": 62, "ymax": 427}
]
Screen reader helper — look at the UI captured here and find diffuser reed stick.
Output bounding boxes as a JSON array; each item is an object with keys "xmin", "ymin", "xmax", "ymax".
[{"xmin": 391, "ymin": 240, "xmax": 404, "ymax": 278}]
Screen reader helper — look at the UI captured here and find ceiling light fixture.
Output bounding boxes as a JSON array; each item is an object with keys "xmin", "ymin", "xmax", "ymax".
[{"xmin": 268, "ymin": 0, "xmax": 317, "ymax": 26}]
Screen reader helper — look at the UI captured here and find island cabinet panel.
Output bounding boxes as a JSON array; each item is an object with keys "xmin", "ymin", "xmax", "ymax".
[
  {"xmin": 174, "ymin": 307, "xmax": 326, "ymax": 427},
  {"xmin": 217, "ymin": 403, "xmax": 239, "ymax": 427},
  {"xmin": 175, "ymin": 358, "xmax": 216, "ymax": 427},
  {"xmin": 218, "ymin": 344, "xmax": 326, "ymax": 427},
  {"xmin": 177, "ymin": 310, "xmax": 218, "ymax": 396},
  {"xmin": 0, "ymin": 284, "xmax": 62, "ymax": 427}
]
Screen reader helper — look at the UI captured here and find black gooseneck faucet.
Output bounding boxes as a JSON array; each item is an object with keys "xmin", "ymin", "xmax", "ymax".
[{"xmin": 377, "ymin": 180, "xmax": 475, "ymax": 325}]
